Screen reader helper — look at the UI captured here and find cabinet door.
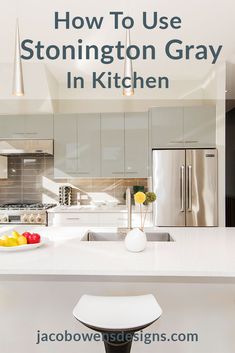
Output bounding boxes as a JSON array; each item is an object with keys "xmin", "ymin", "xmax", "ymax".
[
  {"xmin": 0, "ymin": 115, "xmax": 25, "ymax": 138},
  {"xmin": 49, "ymin": 213, "xmax": 99, "ymax": 226},
  {"xmin": 77, "ymin": 114, "xmax": 101, "ymax": 177},
  {"xmin": 0, "ymin": 115, "xmax": 53, "ymax": 139},
  {"xmin": 183, "ymin": 106, "xmax": 216, "ymax": 148},
  {"xmin": 101, "ymin": 113, "xmax": 125, "ymax": 177},
  {"xmin": 151, "ymin": 108, "xmax": 184, "ymax": 148},
  {"xmin": 24, "ymin": 115, "xmax": 53, "ymax": 138},
  {"xmin": 125, "ymin": 112, "xmax": 149, "ymax": 177},
  {"xmin": 54, "ymin": 115, "xmax": 78, "ymax": 178}
]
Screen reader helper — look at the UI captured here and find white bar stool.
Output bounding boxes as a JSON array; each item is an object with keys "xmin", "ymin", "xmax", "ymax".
[{"xmin": 73, "ymin": 294, "xmax": 162, "ymax": 353}]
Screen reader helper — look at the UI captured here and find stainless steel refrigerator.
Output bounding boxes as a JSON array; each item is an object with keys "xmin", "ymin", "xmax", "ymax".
[{"xmin": 152, "ymin": 149, "xmax": 218, "ymax": 227}]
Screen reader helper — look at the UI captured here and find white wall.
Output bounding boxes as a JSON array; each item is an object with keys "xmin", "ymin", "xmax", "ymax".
[
  {"xmin": 56, "ymin": 78, "xmax": 205, "ymax": 113},
  {"xmin": 0, "ymin": 63, "xmax": 54, "ymax": 114}
]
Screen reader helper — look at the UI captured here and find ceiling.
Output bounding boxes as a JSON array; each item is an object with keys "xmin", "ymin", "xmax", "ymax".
[{"xmin": 0, "ymin": 0, "xmax": 234, "ymax": 85}]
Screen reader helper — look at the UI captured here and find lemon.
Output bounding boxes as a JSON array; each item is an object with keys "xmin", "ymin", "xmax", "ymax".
[
  {"xmin": 12, "ymin": 231, "xmax": 21, "ymax": 239},
  {"xmin": 0, "ymin": 236, "xmax": 9, "ymax": 246},
  {"xmin": 1, "ymin": 236, "xmax": 9, "ymax": 246},
  {"xmin": 7, "ymin": 238, "xmax": 18, "ymax": 247},
  {"xmin": 0, "ymin": 235, "xmax": 9, "ymax": 241},
  {"xmin": 17, "ymin": 235, "xmax": 27, "ymax": 246}
]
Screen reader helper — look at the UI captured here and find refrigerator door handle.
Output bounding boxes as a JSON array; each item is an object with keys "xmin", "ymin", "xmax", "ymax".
[
  {"xmin": 187, "ymin": 165, "xmax": 192, "ymax": 212},
  {"xmin": 180, "ymin": 165, "xmax": 185, "ymax": 212}
]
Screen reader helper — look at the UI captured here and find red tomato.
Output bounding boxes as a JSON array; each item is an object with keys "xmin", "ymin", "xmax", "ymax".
[{"xmin": 27, "ymin": 233, "xmax": 41, "ymax": 244}]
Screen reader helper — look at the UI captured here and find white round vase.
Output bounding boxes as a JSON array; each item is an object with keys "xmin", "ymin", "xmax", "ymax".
[{"xmin": 124, "ymin": 228, "xmax": 147, "ymax": 252}]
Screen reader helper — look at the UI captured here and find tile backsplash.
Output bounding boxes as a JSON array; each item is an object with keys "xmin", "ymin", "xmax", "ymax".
[{"xmin": 0, "ymin": 156, "xmax": 150, "ymax": 205}]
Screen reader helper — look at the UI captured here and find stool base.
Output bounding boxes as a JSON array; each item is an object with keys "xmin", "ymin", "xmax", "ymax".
[{"xmin": 102, "ymin": 332, "xmax": 133, "ymax": 353}]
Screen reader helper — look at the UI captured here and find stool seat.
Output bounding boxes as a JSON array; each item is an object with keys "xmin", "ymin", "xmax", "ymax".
[{"xmin": 73, "ymin": 294, "xmax": 162, "ymax": 331}]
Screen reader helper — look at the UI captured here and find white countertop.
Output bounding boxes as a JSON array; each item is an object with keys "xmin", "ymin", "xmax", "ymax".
[{"xmin": 0, "ymin": 226, "xmax": 234, "ymax": 279}]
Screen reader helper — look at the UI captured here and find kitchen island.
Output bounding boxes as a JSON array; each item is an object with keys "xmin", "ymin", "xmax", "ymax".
[
  {"xmin": 0, "ymin": 226, "xmax": 234, "ymax": 280},
  {"xmin": 0, "ymin": 226, "xmax": 235, "ymax": 353}
]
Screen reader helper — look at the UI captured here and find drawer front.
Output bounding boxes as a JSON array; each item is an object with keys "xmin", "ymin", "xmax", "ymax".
[
  {"xmin": 48, "ymin": 212, "xmax": 153, "ymax": 227},
  {"xmin": 49, "ymin": 213, "xmax": 99, "ymax": 226}
]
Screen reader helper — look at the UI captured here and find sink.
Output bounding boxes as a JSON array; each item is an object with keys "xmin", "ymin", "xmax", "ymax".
[{"xmin": 82, "ymin": 231, "xmax": 174, "ymax": 242}]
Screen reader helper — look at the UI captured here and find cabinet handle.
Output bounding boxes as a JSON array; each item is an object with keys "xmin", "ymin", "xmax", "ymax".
[
  {"xmin": 125, "ymin": 171, "xmax": 138, "ymax": 174},
  {"xmin": 169, "ymin": 140, "xmax": 184, "ymax": 144},
  {"xmin": 66, "ymin": 217, "xmax": 80, "ymax": 220},
  {"xmin": 112, "ymin": 172, "xmax": 124, "ymax": 174},
  {"xmin": 185, "ymin": 140, "xmax": 198, "ymax": 143},
  {"xmin": 15, "ymin": 133, "xmax": 25, "ymax": 135},
  {"xmin": 68, "ymin": 172, "xmax": 90, "ymax": 175},
  {"xmin": 187, "ymin": 165, "xmax": 192, "ymax": 212},
  {"xmin": 25, "ymin": 132, "xmax": 37, "ymax": 135},
  {"xmin": 180, "ymin": 165, "xmax": 185, "ymax": 212}
]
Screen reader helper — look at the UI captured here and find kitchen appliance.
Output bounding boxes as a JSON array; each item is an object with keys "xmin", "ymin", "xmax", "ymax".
[
  {"xmin": 0, "ymin": 202, "xmax": 56, "ymax": 225},
  {"xmin": 59, "ymin": 186, "xmax": 72, "ymax": 206},
  {"xmin": 0, "ymin": 140, "xmax": 53, "ymax": 155},
  {"xmin": 152, "ymin": 149, "xmax": 218, "ymax": 227}
]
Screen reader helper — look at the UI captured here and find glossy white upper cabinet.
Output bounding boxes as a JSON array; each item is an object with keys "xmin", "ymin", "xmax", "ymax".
[
  {"xmin": 54, "ymin": 115, "xmax": 78, "ymax": 178},
  {"xmin": 101, "ymin": 113, "xmax": 125, "ymax": 177},
  {"xmin": 54, "ymin": 112, "xmax": 149, "ymax": 178},
  {"xmin": 77, "ymin": 114, "xmax": 101, "ymax": 177},
  {"xmin": 54, "ymin": 114, "xmax": 101, "ymax": 178},
  {"xmin": 0, "ymin": 115, "xmax": 25, "ymax": 138},
  {"xmin": 183, "ymin": 106, "xmax": 216, "ymax": 148},
  {"xmin": 24, "ymin": 115, "xmax": 53, "ymax": 138},
  {"xmin": 125, "ymin": 112, "xmax": 149, "ymax": 177},
  {"xmin": 151, "ymin": 108, "xmax": 184, "ymax": 148},
  {"xmin": 0, "ymin": 115, "xmax": 53, "ymax": 139},
  {"xmin": 151, "ymin": 106, "xmax": 216, "ymax": 148}
]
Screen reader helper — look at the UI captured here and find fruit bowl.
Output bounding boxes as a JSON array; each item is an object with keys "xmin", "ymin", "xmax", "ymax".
[
  {"xmin": 0, "ymin": 231, "xmax": 47, "ymax": 252},
  {"xmin": 0, "ymin": 238, "xmax": 46, "ymax": 252}
]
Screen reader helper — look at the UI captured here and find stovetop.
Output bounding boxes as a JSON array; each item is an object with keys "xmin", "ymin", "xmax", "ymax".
[{"xmin": 0, "ymin": 202, "xmax": 57, "ymax": 211}]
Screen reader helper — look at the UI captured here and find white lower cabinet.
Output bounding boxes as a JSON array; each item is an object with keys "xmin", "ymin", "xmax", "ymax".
[
  {"xmin": 48, "ymin": 212, "xmax": 153, "ymax": 227},
  {"xmin": 98, "ymin": 213, "xmax": 152, "ymax": 227},
  {"xmin": 48, "ymin": 213, "xmax": 99, "ymax": 227}
]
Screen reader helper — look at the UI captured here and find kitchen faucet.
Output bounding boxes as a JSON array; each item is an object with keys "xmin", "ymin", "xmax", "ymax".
[{"xmin": 126, "ymin": 187, "xmax": 132, "ymax": 231}]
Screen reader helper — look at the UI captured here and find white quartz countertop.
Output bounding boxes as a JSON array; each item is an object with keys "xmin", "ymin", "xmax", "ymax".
[{"xmin": 0, "ymin": 226, "xmax": 234, "ymax": 279}]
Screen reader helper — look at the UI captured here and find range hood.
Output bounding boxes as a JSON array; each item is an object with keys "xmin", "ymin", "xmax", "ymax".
[{"xmin": 0, "ymin": 140, "xmax": 53, "ymax": 155}]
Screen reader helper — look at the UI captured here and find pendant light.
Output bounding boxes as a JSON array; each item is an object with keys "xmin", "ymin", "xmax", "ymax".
[
  {"xmin": 123, "ymin": 29, "xmax": 134, "ymax": 96},
  {"xmin": 12, "ymin": 19, "xmax": 24, "ymax": 96}
]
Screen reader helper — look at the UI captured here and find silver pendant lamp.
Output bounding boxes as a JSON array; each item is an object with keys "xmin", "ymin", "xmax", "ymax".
[
  {"xmin": 123, "ymin": 29, "xmax": 134, "ymax": 96},
  {"xmin": 12, "ymin": 19, "xmax": 24, "ymax": 96}
]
